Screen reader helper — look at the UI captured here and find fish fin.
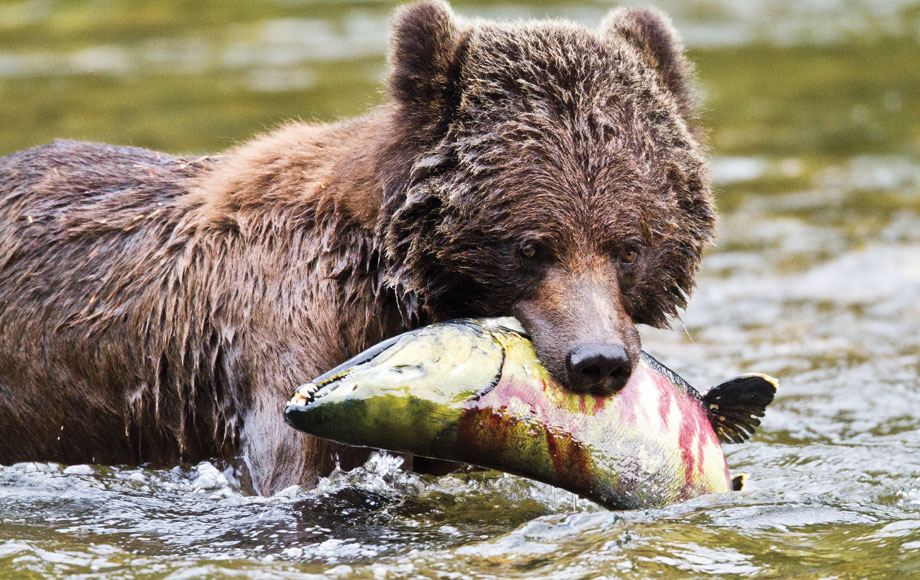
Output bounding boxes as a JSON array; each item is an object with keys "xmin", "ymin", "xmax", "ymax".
[
  {"xmin": 703, "ymin": 374, "xmax": 777, "ymax": 444},
  {"xmin": 731, "ymin": 473, "xmax": 747, "ymax": 492}
]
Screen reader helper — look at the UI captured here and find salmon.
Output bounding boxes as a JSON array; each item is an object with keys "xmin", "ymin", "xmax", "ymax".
[{"xmin": 284, "ymin": 318, "xmax": 776, "ymax": 509}]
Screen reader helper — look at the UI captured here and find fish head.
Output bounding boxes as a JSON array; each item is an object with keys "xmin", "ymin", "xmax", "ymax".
[{"xmin": 284, "ymin": 320, "xmax": 506, "ymax": 454}]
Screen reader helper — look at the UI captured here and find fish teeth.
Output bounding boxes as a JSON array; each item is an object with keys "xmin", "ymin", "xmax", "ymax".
[{"xmin": 289, "ymin": 383, "xmax": 318, "ymax": 406}]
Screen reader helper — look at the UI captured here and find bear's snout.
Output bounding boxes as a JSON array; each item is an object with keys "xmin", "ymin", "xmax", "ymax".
[
  {"xmin": 565, "ymin": 342, "xmax": 633, "ymax": 394},
  {"xmin": 512, "ymin": 262, "xmax": 642, "ymax": 396}
]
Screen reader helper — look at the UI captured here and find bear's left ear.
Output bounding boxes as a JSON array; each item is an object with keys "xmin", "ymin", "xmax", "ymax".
[
  {"xmin": 388, "ymin": 0, "xmax": 466, "ymax": 133},
  {"xmin": 601, "ymin": 7, "xmax": 696, "ymax": 120}
]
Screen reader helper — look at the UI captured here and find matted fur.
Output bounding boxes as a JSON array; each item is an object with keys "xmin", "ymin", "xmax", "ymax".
[{"xmin": 0, "ymin": 1, "xmax": 713, "ymax": 494}]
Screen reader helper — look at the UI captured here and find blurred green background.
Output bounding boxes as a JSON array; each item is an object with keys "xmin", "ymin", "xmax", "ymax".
[{"xmin": 1, "ymin": 0, "xmax": 918, "ymax": 165}]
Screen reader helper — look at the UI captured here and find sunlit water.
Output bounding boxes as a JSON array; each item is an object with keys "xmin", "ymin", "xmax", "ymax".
[{"xmin": 2, "ymin": 0, "xmax": 919, "ymax": 577}]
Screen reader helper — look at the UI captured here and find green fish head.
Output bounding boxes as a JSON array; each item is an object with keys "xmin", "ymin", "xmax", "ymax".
[{"xmin": 284, "ymin": 319, "xmax": 507, "ymax": 455}]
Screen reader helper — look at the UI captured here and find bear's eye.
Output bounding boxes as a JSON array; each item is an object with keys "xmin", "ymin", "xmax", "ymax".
[
  {"xmin": 519, "ymin": 241, "xmax": 540, "ymax": 260},
  {"xmin": 618, "ymin": 247, "xmax": 639, "ymax": 265}
]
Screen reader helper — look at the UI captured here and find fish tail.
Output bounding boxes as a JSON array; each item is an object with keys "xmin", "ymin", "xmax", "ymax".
[{"xmin": 703, "ymin": 374, "xmax": 777, "ymax": 444}]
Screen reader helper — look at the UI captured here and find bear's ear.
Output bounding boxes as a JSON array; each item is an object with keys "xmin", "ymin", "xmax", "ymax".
[
  {"xmin": 388, "ymin": 0, "xmax": 465, "ymax": 132},
  {"xmin": 601, "ymin": 7, "xmax": 696, "ymax": 120}
]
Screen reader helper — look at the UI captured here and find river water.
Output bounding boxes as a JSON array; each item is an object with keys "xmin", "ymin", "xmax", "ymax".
[{"xmin": 1, "ymin": 0, "xmax": 919, "ymax": 577}]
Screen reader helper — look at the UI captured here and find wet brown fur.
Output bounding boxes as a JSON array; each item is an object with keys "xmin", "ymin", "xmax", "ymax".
[{"xmin": 0, "ymin": 1, "xmax": 713, "ymax": 493}]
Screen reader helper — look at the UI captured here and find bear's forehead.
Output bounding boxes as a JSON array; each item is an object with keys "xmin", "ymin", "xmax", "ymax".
[
  {"xmin": 421, "ymin": 20, "xmax": 707, "ymax": 246},
  {"xmin": 436, "ymin": 149, "xmax": 683, "ymax": 248},
  {"xmin": 461, "ymin": 22, "xmax": 653, "ymax": 99},
  {"xmin": 443, "ymin": 95, "xmax": 694, "ymax": 219},
  {"xmin": 453, "ymin": 26, "xmax": 692, "ymax": 166}
]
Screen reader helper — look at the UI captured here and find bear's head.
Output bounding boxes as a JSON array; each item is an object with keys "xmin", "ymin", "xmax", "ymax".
[{"xmin": 378, "ymin": 1, "xmax": 714, "ymax": 394}]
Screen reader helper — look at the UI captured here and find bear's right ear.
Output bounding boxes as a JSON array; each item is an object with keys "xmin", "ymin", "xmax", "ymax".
[{"xmin": 388, "ymin": 0, "xmax": 465, "ymax": 132}]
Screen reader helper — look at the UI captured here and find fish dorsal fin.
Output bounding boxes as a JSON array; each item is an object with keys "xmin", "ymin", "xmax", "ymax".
[{"xmin": 703, "ymin": 374, "xmax": 777, "ymax": 444}]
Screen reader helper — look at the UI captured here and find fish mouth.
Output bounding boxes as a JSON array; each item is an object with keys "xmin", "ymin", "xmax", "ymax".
[
  {"xmin": 286, "ymin": 332, "xmax": 406, "ymax": 408},
  {"xmin": 287, "ymin": 372, "xmax": 358, "ymax": 409},
  {"xmin": 288, "ymin": 382, "xmax": 320, "ymax": 407}
]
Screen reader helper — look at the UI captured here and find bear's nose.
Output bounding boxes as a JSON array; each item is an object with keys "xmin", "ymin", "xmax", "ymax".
[{"xmin": 565, "ymin": 343, "xmax": 633, "ymax": 395}]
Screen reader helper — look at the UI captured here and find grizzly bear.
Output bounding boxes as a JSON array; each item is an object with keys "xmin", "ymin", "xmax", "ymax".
[{"xmin": 0, "ymin": 1, "xmax": 713, "ymax": 494}]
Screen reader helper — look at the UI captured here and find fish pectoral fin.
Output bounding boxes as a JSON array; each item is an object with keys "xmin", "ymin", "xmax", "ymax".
[
  {"xmin": 703, "ymin": 374, "xmax": 777, "ymax": 444},
  {"xmin": 731, "ymin": 473, "xmax": 747, "ymax": 491}
]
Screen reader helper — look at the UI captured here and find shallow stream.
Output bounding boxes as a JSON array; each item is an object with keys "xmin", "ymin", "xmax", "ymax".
[{"xmin": 1, "ymin": 0, "xmax": 919, "ymax": 577}]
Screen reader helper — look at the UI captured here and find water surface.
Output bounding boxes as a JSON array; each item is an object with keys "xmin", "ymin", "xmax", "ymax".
[{"xmin": 1, "ymin": 0, "xmax": 919, "ymax": 577}]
